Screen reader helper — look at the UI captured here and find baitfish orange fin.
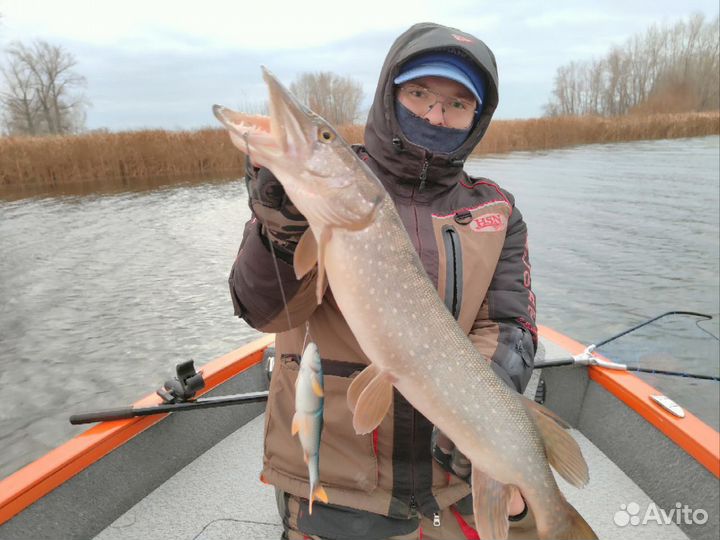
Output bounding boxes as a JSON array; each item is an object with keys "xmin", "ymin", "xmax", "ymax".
[
  {"xmin": 352, "ymin": 369, "xmax": 393, "ymax": 434},
  {"xmin": 347, "ymin": 364, "xmax": 380, "ymax": 414},
  {"xmin": 471, "ymin": 467, "xmax": 513, "ymax": 540},
  {"xmin": 311, "ymin": 374, "xmax": 324, "ymax": 397},
  {"xmin": 520, "ymin": 396, "xmax": 589, "ymax": 487},
  {"xmin": 308, "ymin": 485, "xmax": 329, "ymax": 515},
  {"xmin": 291, "ymin": 412, "xmax": 301, "ymax": 436},
  {"xmin": 294, "ymin": 229, "xmax": 317, "ymax": 279}
]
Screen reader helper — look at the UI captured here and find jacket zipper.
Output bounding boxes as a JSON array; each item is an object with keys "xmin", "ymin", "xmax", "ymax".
[
  {"xmin": 442, "ymin": 227, "xmax": 462, "ymax": 319},
  {"xmin": 418, "ymin": 155, "xmax": 431, "ymax": 192},
  {"xmin": 410, "ymin": 182, "xmax": 422, "ymax": 260},
  {"xmin": 409, "ymin": 408, "xmax": 417, "ymax": 517}
]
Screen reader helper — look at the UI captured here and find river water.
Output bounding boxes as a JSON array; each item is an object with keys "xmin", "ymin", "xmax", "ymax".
[{"xmin": 1, "ymin": 136, "xmax": 718, "ymax": 480}]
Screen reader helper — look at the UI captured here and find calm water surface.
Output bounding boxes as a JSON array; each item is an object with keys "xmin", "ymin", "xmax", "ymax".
[{"xmin": 1, "ymin": 136, "xmax": 718, "ymax": 479}]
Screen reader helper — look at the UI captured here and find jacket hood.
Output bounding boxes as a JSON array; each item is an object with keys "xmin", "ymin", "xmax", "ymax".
[{"xmin": 364, "ymin": 22, "xmax": 499, "ymax": 193}]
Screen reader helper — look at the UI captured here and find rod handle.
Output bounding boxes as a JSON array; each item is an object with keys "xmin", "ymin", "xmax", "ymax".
[{"xmin": 69, "ymin": 407, "xmax": 136, "ymax": 425}]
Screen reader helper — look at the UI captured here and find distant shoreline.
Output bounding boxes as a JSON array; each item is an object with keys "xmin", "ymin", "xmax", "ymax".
[{"xmin": 1, "ymin": 111, "xmax": 718, "ymax": 194}]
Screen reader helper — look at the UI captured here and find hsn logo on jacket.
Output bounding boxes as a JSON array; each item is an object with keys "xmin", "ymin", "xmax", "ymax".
[{"xmin": 469, "ymin": 213, "xmax": 507, "ymax": 232}]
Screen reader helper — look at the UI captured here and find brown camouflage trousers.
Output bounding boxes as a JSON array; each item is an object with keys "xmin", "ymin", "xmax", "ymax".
[{"xmin": 277, "ymin": 490, "xmax": 539, "ymax": 540}]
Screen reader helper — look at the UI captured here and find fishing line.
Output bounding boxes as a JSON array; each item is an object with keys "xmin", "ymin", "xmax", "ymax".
[
  {"xmin": 695, "ymin": 318, "xmax": 720, "ymax": 342},
  {"xmin": 267, "ymin": 239, "xmax": 294, "ymax": 332},
  {"xmin": 535, "ymin": 311, "xmax": 719, "ymax": 381},
  {"xmin": 244, "ymin": 132, "xmax": 294, "ymax": 332},
  {"xmin": 191, "ymin": 518, "xmax": 280, "ymax": 540},
  {"xmin": 302, "ymin": 321, "xmax": 313, "ymax": 352}
]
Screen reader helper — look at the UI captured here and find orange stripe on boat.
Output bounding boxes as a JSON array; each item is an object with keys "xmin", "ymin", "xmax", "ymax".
[
  {"xmin": 0, "ymin": 334, "xmax": 274, "ymax": 526},
  {"xmin": 539, "ymin": 325, "xmax": 720, "ymax": 478}
]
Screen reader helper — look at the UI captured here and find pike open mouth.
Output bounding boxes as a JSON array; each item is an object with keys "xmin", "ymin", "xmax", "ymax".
[
  {"xmin": 212, "ymin": 105, "xmax": 282, "ymax": 166},
  {"xmin": 213, "ymin": 67, "xmax": 315, "ymax": 166}
]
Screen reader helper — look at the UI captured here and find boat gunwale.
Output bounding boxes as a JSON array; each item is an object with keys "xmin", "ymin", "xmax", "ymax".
[
  {"xmin": 2, "ymin": 326, "xmax": 718, "ymax": 527},
  {"xmin": 0, "ymin": 334, "xmax": 274, "ymax": 527},
  {"xmin": 539, "ymin": 324, "xmax": 720, "ymax": 478}
]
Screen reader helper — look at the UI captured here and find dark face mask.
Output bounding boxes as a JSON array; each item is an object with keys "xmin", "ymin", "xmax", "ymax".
[{"xmin": 395, "ymin": 100, "xmax": 472, "ymax": 154}]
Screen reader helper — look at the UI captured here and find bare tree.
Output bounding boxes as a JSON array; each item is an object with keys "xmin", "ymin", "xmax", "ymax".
[
  {"xmin": 545, "ymin": 13, "xmax": 719, "ymax": 116},
  {"xmin": 290, "ymin": 71, "xmax": 363, "ymax": 125},
  {"xmin": 1, "ymin": 54, "xmax": 39, "ymax": 135},
  {"xmin": 1, "ymin": 40, "xmax": 88, "ymax": 135}
]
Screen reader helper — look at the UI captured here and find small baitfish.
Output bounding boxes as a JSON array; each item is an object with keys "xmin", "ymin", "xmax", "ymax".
[{"xmin": 291, "ymin": 341, "xmax": 328, "ymax": 513}]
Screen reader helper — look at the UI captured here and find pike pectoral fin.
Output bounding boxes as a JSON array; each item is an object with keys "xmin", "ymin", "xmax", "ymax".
[
  {"xmin": 294, "ymin": 229, "xmax": 317, "ymax": 279},
  {"xmin": 314, "ymin": 227, "xmax": 331, "ymax": 305},
  {"xmin": 520, "ymin": 396, "xmax": 589, "ymax": 487},
  {"xmin": 293, "ymin": 228, "xmax": 331, "ymax": 305},
  {"xmin": 351, "ymin": 367, "xmax": 393, "ymax": 435},
  {"xmin": 471, "ymin": 467, "xmax": 513, "ymax": 540}
]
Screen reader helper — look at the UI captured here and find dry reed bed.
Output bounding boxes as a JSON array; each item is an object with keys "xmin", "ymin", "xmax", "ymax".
[
  {"xmin": 0, "ymin": 112, "xmax": 717, "ymax": 190},
  {"xmin": 475, "ymin": 112, "xmax": 720, "ymax": 154}
]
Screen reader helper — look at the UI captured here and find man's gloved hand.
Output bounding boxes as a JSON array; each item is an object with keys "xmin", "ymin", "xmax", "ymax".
[
  {"xmin": 431, "ymin": 427, "xmax": 471, "ymax": 481},
  {"xmin": 432, "ymin": 427, "xmax": 529, "ymax": 520},
  {"xmin": 246, "ymin": 162, "xmax": 309, "ymax": 264}
]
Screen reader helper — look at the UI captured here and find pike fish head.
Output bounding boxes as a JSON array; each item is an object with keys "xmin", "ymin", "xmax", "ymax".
[{"xmin": 213, "ymin": 67, "xmax": 385, "ymax": 231}]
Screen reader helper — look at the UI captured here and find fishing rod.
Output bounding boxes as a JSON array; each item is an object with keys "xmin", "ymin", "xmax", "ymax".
[
  {"xmin": 71, "ymin": 311, "xmax": 717, "ymax": 425},
  {"xmin": 69, "ymin": 358, "xmax": 270, "ymax": 425},
  {"xmin": 69, "ymin": 391, "xmax": 269, "ymax": 425},
  {"xmin": 534, "ymin": 311, "xmax": 720, "ymax": 382}
]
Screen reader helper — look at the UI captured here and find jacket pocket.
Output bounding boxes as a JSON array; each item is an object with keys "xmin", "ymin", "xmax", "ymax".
[{"xmin": 264, "ymin": 355, "xmax": 379, "ymax": 493}]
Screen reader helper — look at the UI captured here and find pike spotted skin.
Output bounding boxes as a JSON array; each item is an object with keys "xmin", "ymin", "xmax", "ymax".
[
  {"xmin": 327, "ymin": 198, "xmax": 563, "ymax": 532},
  {"xmin": 214, "ymin": 66, "xmax": 595, "ymax": 539}
]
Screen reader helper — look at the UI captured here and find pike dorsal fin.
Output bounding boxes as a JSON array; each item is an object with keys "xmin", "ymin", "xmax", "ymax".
[
  {"xmin": 349, "ymin": 365, "xmax": 393, "ymax": 434},
  {"xmin": 471, "ymin": 467, "xmax": 514, "ymax": 540},
  {"xmin": 520, "ymin": 396, "xmax": 589, "ymax": 487}
]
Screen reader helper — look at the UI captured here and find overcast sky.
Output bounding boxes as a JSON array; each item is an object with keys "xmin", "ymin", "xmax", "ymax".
[{"xmin": 0, "ymin": 0, "xmax": 717, "ymax": 131}]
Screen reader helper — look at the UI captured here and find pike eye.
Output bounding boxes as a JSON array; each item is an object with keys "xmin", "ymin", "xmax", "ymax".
[{"xmin": 318, "ymin": 129, "xmax": 335, "ymax": 143}]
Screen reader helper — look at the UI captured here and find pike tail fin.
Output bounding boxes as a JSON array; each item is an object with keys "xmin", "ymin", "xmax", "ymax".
[
  {"xmin": 551, "ymin": 501, "xmax": 597, "ymax": 540},
  {"xmin": 471, "ymin": 467, "xmax": 514, "ymax": 540},
  {"xmin": 308, "ymin": 484, "xmax": 329, "ymax": 515}
]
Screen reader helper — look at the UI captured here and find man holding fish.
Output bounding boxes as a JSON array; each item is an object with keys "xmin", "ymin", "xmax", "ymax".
[{"xmin": 225, "ymin": 22, "xmax": 575, "ymax": 540}]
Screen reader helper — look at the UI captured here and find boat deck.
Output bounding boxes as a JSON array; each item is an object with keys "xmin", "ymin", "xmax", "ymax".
[{"xmin": 94, "ymin": 340, "xmax": 689, "ymax": 540}]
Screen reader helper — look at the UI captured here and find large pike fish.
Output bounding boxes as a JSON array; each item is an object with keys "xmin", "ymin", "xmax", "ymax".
[{"xmin": 214, "ymin": 67, "xmax": 597, "ymax": 540}]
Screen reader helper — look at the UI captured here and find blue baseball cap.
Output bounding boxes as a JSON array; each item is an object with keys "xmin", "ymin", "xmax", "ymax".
[{"xmin": 394, "ymin": 52, "xmax": 487, "ymax": 108}]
